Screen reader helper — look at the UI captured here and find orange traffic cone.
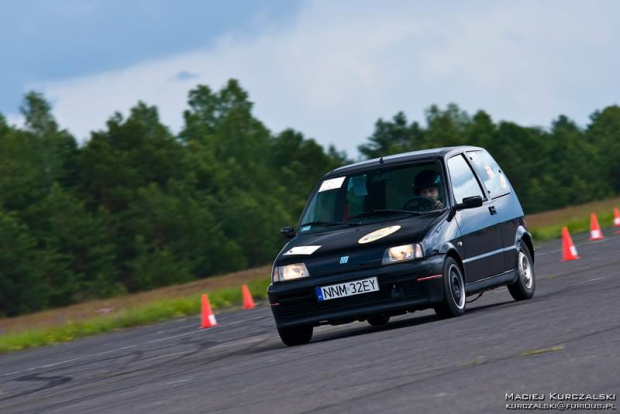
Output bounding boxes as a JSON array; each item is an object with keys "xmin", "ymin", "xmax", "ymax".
[
  {"xmin": 200, "ymin": 294, "xmax": 217, "ymax": 329},
  {"xmin": 561, "ymin": 227, "xmax": 579, "ymax": 261},
  {"xmin": 614, "ymin": 207, "xmax": 620, "ymax": 234},
  {"xmin": 242, "ymin": 285, "xmax": 256, "ymax": 310},
  {"xmin": 589, "ymin": 213, "xmax": 604, "ymax": 241}
]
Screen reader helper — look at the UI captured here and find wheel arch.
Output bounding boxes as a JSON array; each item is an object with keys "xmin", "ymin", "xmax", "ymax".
[
  {"xmin": 515, "ymin": 226, "xmax": 535, "ymax": 264},
  {"xmin": 437, "ymin": 240, "xmax": 465, "ymax": 271},
  {"xmin": 441, "ymin": 246, "xmax": 464, "ymax": 274}
]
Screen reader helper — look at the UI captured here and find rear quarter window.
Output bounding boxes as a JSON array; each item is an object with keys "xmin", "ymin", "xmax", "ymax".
[{"xmin": 466, "ymin": 150, "xmax": 511, "ymax": 198}]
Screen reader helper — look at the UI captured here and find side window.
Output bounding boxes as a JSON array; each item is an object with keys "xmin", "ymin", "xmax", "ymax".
[
  {"xmin": 466, "ymin": 150, "xmax": 510, "ymax": 198},
  {"xmin": 447, "ymin": 154, "xmax": 485, "ymax": 204}
]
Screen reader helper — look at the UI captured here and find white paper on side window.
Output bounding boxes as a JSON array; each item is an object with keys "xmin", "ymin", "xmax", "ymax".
[
  {"xmin": 319, "ymin": 177, "xmax": 346, "ymax": 192},
  {"xmin": 283, "ymin": 245, "xmax": 322, "ymax": 255},
  {"xmin": 499, "ymin": 173, "xmax": 508, "ymax": 189}
]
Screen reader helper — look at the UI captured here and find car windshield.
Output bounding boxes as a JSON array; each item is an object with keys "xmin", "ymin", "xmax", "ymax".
[{"xmin": 299, "ymin": 161, "xmax": 445, "ymax": 233}]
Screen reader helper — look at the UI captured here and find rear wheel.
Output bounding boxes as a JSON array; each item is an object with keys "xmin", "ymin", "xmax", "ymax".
[
  {"xmin": 508, "ymin": 245, "xmax": 535, "ymax": 301},
  {"xmin": 367, "ymin": 314, "xmax": 390, "ymax": 327},
  {"xmin": 434, "ymin": 257, "xmax": 466, "ymax": 318},
  {"xmin": 277, "ymin": 325, "xmax": 313, "ymax": 346}
]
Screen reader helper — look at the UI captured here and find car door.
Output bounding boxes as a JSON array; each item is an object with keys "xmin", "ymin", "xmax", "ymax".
[
  {"xmin": 447, "ymin": 153, "xmax": 504, "ymax": 283},
  {"xmin": 466, "ymin": 150, "xmax": 522, "ymax": 273}
]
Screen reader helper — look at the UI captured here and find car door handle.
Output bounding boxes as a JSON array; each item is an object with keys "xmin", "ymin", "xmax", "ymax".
[{"xmin": 489, "ymin": 206, "xmax": 497, "ymax": 215}]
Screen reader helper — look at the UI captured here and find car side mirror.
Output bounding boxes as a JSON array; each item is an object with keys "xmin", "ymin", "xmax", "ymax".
[
  {"xmin": 280, "ymin": 226, "xmax": 296, "ymax": 239},
  {"xmin": 455, "ymin": 195, "xmax": 483, "ymax": 210}
]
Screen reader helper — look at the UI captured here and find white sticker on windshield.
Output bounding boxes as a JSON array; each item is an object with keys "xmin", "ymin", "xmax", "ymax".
[
  {"xmin": 319, "ymin": 177, "xmax": 346, "ymax": 192},
  {"xmin": 283, "ymin": 245, "xmax": 322, "ymax": 255}
]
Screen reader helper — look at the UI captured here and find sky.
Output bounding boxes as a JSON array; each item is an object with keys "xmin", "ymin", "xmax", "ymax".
[{"xmin": 2, "ymin": 0, "xmax": 620, "ymax": 157}]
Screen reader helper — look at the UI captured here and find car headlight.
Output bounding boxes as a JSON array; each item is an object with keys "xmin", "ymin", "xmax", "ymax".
[
  {"xmin": 273, "ymin": 263, "xmax": 310, "ymax": 282},
  {"xmin": 382, "ymin": 243, "xmax": 423, "ymax": 265}
]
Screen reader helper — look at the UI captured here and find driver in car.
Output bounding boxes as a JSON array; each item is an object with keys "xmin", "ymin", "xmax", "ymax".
[{"xmin": 413, "ymin": 169, "xmax": 444, "ymax": 210}]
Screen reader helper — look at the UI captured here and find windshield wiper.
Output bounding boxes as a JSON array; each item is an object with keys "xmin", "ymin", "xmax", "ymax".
[
  {"xmin": 300, "ymin": 220, "xmax": 361, "ymax": 228},
  {"xmin": 349, "ymin": 209, "xmax": 423, "ymax": 220}
]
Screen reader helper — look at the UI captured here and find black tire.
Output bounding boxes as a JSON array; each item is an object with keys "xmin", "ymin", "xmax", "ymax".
[
  {"xmin": 367, "ymin": 314, "xmax": 390, "ymax": 327},
  {"xmin": 508, "ymin": 245, "xmax": 535, "ymax": 301},
  {"xmin": 433, "ymin": 257, "xmax": 466, "ymax": 318},
  {"xmin": 277, "ymin": 325, "xmax": 313, "ymax": 346}
]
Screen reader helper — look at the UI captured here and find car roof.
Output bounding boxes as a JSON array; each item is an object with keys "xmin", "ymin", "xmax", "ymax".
[{"xmin": 326, "ymin": 145, "xmax": 484, "ymax": 177}]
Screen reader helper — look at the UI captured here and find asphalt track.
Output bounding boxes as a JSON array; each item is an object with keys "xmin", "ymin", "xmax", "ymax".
[{"xmin": 1, "ymin": 230, "xmax": 619, "ymax": 414}]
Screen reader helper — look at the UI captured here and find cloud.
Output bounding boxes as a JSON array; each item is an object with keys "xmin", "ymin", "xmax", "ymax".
[
  {"xmin": 34, "ymin": 0, "xmax": 620, "ymax": 156},
  {"xmin": 173, "ymin": 71, "xmax": 200, "ymax": 81}
]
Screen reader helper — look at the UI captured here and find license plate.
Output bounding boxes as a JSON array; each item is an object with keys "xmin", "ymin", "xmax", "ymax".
[{"xmin": 315, "ymin": 277, "xmax": 379, "ymax": 301}]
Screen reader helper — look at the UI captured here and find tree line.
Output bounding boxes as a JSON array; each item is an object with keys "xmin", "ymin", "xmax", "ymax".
[
  {"xmin": 1, "ymin": 80, "xmax": 618, "ymax": 316},
  {"xmin": 359, "ymin": 104, "xmax": 619, "ymax": 212}
]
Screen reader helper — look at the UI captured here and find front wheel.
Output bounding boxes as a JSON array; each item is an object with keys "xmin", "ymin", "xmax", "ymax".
[
  {"xmin": 433, "ymin": 257, "xmax": 466, "ymax": 318},
  {"xmin": 277, "ymin": 325, "xmax": 313, "ymax": 346},
  {"xmin": 508, "ymin": 246, "xmax": 535, "ymax": 301}
]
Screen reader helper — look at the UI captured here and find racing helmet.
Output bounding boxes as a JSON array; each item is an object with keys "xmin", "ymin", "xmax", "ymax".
[{"xmin": 413, "ymin": 169, "xmax": 441, "ymax": 195}]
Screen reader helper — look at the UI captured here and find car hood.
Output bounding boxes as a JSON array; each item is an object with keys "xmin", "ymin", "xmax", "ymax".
[{"xmin": 275, "ymin": 213, "xmax": 443, "ymax": 277}]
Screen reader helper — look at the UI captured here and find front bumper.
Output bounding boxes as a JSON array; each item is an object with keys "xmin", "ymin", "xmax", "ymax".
[{"xmin": 268, "ymin": 254, "xmax": 445, "ymax": 328}]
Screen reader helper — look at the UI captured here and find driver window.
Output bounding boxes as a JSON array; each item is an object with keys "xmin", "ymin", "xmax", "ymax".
[{"xmin": 447, "ymin": 155, "xmax": 484, "ymax": 204}]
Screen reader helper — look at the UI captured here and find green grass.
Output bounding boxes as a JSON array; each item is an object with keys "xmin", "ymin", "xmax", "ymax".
[
  {"xmin": 529, "ymin": 210, "xmax": 615, "ymax": 242},
  {"xmin": 0, "ymin": 277, "xmax": 271, "ymax": 354}
]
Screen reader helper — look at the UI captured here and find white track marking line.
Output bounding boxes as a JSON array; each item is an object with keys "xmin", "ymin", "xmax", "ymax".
[
  {"xmin": 1, "ymin": 316, "xmax": 265, "ymax": 378},
  {"xmin": 2, "ymin": 344, "xmax": 141, "ymax": 377},
  {"xmin": 166, "ymin": 378, "xmax": 191, "ymax": 385}
]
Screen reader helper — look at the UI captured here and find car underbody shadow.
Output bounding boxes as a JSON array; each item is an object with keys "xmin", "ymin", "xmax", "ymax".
[
  {"xmin": 312, "ymin": 297, "xmax": 520, "ymax": 344},
  {"xmin": 312, "ymin": 312, "xmax": 441, "ymax": 343}
]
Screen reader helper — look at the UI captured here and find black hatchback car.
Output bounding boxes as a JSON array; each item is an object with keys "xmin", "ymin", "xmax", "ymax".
[{"xmin": 269, "ymin": 146, "xmax": 535, "ymax": 346}]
